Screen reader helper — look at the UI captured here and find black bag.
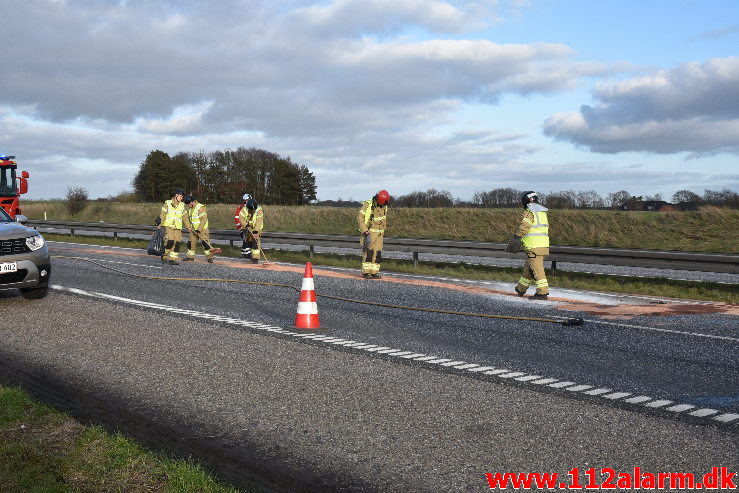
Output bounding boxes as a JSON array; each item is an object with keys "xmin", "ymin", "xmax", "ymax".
[
  {"xmin": 505, "ymin": 234, "xmax": 522, "ymax": 253},
  {"xmin": 147, "ymin": 228, "xmax": 165, "ymax": 256}
]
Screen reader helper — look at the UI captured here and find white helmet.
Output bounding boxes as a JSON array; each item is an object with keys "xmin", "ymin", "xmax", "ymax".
[{"xmin": 242, "ymin": 193, "xmax": 252, "ymax": 202}]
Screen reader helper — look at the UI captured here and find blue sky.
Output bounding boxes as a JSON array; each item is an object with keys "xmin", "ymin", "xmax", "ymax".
[{"xmin": 1, "ymin": 0, "xmax": 737, "ymax": 202}]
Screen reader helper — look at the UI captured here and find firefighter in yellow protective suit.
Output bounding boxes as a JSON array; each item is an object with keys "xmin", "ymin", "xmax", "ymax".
[
  {"xmin": 357, "ymin": 189, "xmax": 390, "ymax": 279},
  {"xmin": 511, "ymin": 191, "xmax": 550, "ymax": 300},
  {"xmin": 157, "ymin": 188, "xmax": 192, "ymax": 265},
  {"xmin": 238, "ymin": 198, "xmax": 264, "ymax": 264},
  {"xmin": 183, "ymin": 195, "xmax": 214, "ymax": 263}
]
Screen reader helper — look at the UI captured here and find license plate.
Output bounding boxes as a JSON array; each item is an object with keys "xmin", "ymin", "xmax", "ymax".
[{"xmin": 0, "ymin": 262, "xmax": 17, "ymax": 274}]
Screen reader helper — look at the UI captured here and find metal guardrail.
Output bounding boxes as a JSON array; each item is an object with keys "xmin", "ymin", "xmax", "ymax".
[{"xmin": 26, "ymin": 219, "xmax": 739, "ymax": 274}]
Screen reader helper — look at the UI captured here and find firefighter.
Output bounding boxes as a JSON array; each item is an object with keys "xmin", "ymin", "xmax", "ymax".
[
  {"xmin": 157, "ymin": 188, "xmax": 192, "ymax": 265},
  {"xmin": 357, "ymin": 189, "xmax": 390, "ymax": 279},
  {"xmin": 183, "ymin": 195, "xmax": 214, "ymax": 263},
  {"xmin": 235, "ymin": 193, "xmax": 252, "ymax": 257},
  {"xmin": 238, "ymin": 198, "xmax": 263, "ymax": 263},
  {"xmin": 510, "ymin": 191, "xmax": 550, "ymax": 300}
]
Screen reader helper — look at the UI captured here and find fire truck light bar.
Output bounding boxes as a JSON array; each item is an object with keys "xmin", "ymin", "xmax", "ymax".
[{"xmin": 0, "ymin": 155, "xmax": 16, "ymax": 160}]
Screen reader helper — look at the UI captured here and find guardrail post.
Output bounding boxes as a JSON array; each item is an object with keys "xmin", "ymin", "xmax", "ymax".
[
  {"xmin": 70, "ymin": 229, "xmax": 74, "ymax": 236},
  {"xmin": 310, "ymin": 245, "xmax": 314, "ymax": 259},
  {"xmin": 113, "ymin": 232, "xmax": 118, "ymax": 241},
  {"xmin": 413, "ymin": 251, "xmax": 419, "ymax": 268},
  {"xmin": 551, "ymin": 261, "xmax": 557, "ymax": 276}
]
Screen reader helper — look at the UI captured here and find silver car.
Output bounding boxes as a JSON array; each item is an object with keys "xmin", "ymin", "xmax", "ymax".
[{"xmin": 0, "ymin": 208, "xmax": 51, "ymax": 299}]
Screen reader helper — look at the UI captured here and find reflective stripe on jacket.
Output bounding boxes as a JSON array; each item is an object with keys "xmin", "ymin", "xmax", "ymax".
[{"xmin": 161, "ymin": 199, "xmax": 186, "ymax": 229}]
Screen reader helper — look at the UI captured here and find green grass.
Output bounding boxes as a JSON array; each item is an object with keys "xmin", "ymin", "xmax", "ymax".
[
  {"xmin": 22, "ymin": 201, "xmax": 739, "ymax": 252},
  {"xmin": 44, "ymin": 232, "xmax": 738, "ymax": 304},
  {"xmin": 0, "ymin": 385, "xmax": 241, "ymax": 493}
]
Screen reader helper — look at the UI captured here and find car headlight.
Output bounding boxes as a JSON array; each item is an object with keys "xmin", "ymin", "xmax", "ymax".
[{"xmin": 26, "ymin": 234, "xmax": 45, "ymax": 251}]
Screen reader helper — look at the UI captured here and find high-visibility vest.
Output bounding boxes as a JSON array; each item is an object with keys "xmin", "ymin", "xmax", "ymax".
[
  {"xmin": 240, "ymin": 206, "xmax": 263, "ymax": 230},
  {"xmin": 161, "ymin": 199, "xmax": 185, "ymax": 229},
  {"xmin": 189, "ymin": 203, "xmax": 208, "ymax": 230},
  {"xmin": 522, "ymin": 210, "xmax": 549, "ymax": 249},
  {"xmin": 361, "ymin": 200, "xmax": 387, "ymax": 234}
]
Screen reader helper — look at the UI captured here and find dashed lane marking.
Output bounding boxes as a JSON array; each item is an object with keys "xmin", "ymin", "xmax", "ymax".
[{"xmin": 51, "ymin": 285, "xmax": 739, "ymax": 427}]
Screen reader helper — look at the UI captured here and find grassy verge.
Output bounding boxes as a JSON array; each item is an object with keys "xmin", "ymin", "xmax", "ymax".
[
  {"xmin": 0, "ymin": 385, "xmax": 241, "ymax": 492},
  {"xmin": 22, "ymin": 201, "xmax": 739, "ymax": 252},
  {"xmin": 46, "ymin": 233, "xmax": 738, "ymax": 304}
]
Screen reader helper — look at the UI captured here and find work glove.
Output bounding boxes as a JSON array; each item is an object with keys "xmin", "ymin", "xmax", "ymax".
[
  {"xmin": 195, "ymin": 230, "xmax": 200, "ymax": 234},
  {"xmin": 362, "ymin": 231, "xmax": 370, "ymax": 237},
  {"xmin": 505, "ymin": 234, "xmax": 522, "ymax": 253}
]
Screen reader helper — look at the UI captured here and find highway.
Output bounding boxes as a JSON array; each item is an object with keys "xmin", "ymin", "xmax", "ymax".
[{"xmin": 0, "ymin": 240, "xmax": 737, "ymax": 491}]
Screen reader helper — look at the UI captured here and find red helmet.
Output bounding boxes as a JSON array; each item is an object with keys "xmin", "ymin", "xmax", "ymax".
[{"xmin": 375, "ymin": 189, "xmax": 391, "ymax": 205}]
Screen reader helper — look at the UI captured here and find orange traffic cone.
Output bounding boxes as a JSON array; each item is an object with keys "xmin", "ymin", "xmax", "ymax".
[{"xmin": 295, "ymin": 262, "xmax": 320, "ymax": 329}]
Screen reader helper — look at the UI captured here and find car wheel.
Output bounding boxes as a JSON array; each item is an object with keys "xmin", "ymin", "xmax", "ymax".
[{"xmin": 20, "ymin": 286, "xmax": 49, "ymax": 299}]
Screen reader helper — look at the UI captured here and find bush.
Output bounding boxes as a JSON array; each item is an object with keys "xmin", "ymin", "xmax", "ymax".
[{"xmin": 66, "ymin": 186, "xmax": 89, "ymax": 215}]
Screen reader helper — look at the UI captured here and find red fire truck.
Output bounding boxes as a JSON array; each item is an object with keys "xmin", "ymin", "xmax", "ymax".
[{"xmin": 0, "ymin": 154, "xmax": 29, "ymax": 219}]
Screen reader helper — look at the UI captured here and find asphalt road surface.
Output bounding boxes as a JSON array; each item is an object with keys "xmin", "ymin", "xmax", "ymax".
[{"xmin": 0, "ymin": 240, "xmax": 736, "ymax": 492}]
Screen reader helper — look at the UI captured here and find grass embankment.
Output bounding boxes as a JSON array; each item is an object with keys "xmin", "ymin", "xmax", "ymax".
[
  {"xmin": 23, "ymin": 201, "xmax": 738, "ymax": 252},
  {"xmin": 0, "ymin": 385, "xmax": 239, "ymax": 492}
]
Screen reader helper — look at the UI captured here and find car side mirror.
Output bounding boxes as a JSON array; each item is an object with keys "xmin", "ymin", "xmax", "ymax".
[{"xmin": 15, "ymin": 214, "xmax": 28, "ymax": 224}]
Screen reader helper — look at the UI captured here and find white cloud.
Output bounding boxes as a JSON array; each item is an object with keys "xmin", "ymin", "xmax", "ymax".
[
  {"xmin": 291, "ymin": 0, "xmax": 494, "ymax": 36},
  {"xmin": 543, "ymin": 57, "xmax": 739, "ymax": 154}
]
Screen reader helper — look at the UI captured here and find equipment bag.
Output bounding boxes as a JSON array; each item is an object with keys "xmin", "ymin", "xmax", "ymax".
[
  {"xmin": 147, "ymin": 228, "xmax": 165, "ymax": 256},
  {"xmin": 505, "ymin": 234, "xmax": 522, "ymax": 253}
]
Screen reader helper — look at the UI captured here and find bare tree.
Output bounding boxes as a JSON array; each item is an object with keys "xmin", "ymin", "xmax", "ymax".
[
  {"xmin": 672, "ymin": 190, "xmax": 701, "ymax": 203},
  {"xmin": 607, "ymin": 190, "xmax": 630, "ymax": 209}
]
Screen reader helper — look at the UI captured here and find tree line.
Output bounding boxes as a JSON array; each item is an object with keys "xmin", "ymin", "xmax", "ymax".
[
  {"xmin": 132, "ymin": 148, "xmax": 317, "ymax": 205},
  {"xmin": 385, "ymin": 187, "xmax": 739, "ymax": 209}
]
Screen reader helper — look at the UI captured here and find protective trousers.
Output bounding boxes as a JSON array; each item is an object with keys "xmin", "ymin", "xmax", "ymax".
[
  {"xmin": 242, "ymin": 230, "xmax": 261, "ymax": 260},
  {"xmin": 361, "ymin": 232, "xmax": 384, "ymax": 275},
  {"xmin": 516, "ymin": 248, "xmax": 549, "ymax": 295},
  {"xmin": 163, "ymin": 227, "xmax": 183, "ymax": 261},
  {"xmin": 187, "ymin": 230, "xmax": 213, "ymax": 259}
]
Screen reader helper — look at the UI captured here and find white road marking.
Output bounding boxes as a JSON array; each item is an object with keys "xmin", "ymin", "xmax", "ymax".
[
  {"xmin": 713, "ymin": 413, "xmax": 739, "ymax": 423},
  {"xmin": 690, "ymin": 408, "xmax": 719, "ymax": 417},
  {"xmin": 585, "ymin": 319, "xmax": 739, "ymax": 343},
  {"xmin": 566, "ymin": 385, "xmax": 593, "ymax": 392},
  {"xmin": 51, "ymin": 284, "xmax": 739, "ymax": 427},
  {"xmin": 603, "ymin": 392, "xmax": 631, "ymax": 400},
  {"xmin": 665, "ymin": 404, "xmax": 695, "ymax": 413},
  {"xmin": 645, "ymin": 399, "xmax": 674, "ymax": 408},
  {"xmin": 549, "ymin": 381, "xmax": 577, "ymax": 389}
]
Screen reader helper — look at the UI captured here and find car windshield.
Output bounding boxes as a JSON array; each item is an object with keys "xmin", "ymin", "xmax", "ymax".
[
  {"xmin": 0, "ymin": 207, "xmax": 12, "ymax": 222},
  {"xmin": 0, "ymin": 167, "xmax": 16, "ymax": 197}
]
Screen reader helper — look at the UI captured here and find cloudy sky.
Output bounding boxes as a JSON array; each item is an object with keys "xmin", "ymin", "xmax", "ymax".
[{"xmin": 2, "ymin": 0, "xmax": 738, "ymax": 202}]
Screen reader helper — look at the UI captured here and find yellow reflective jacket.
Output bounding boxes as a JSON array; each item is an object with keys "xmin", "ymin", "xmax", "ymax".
[
  {"xmin": 517, "ymin": 204, "xmax": 549, "ymax": 250},
  {"xmin": 239, "ymin": 206, "xmax": 264, "ymax": 232},
  {"xmin": 188, "ymin": 203, "xmax": 208, "ymax": 230},
  {"xmin": 160, "ymin": 199, "xmax": 190, "ymax": 229},
  {"xmin": 357, "ymin": 199, "xmax": 387, "ymax": 234}
]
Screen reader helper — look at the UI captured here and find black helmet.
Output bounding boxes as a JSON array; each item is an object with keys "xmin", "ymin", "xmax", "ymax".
[
  {"xmin": 520, "ymin": 191, "xmax": 538, "ymax": 207},
  {"xmin": 246, "ymin": 198, "xmax": 258, "ymax": 210},
  {"xmin": 174, "ymin": 188, "xmax": 185, "ymax": 197},
  {"xmin": 184, "ymin": 195, "xmax": 195, "ymax": 205}
]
